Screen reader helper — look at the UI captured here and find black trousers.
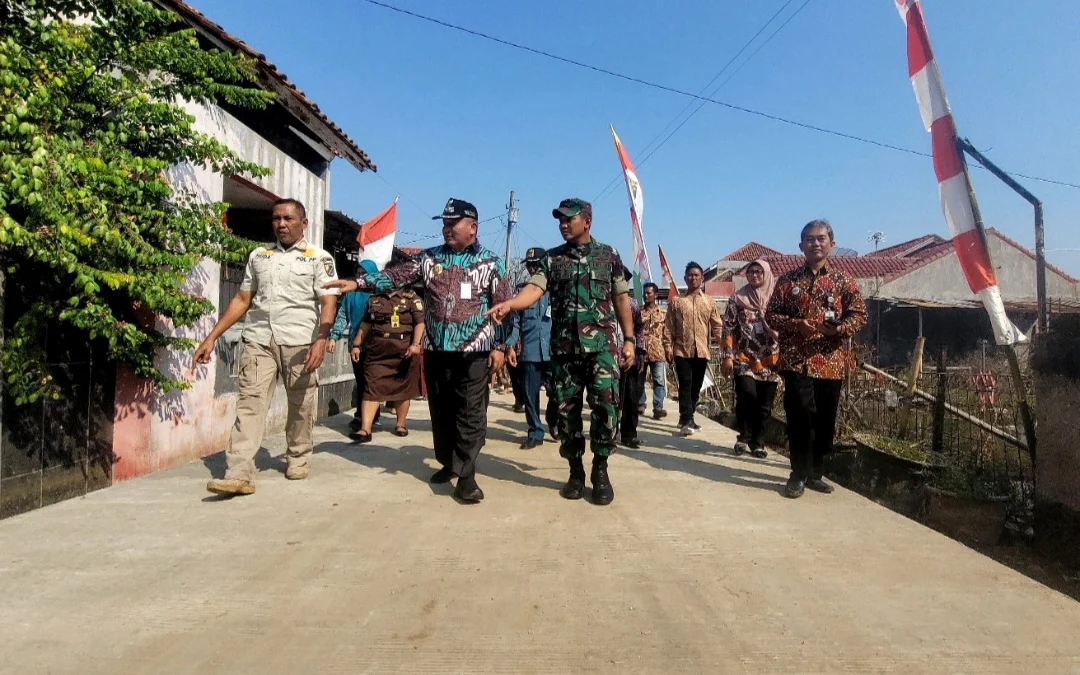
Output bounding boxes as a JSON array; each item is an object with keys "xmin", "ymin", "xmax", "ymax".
[
  {"xmin": 509, "ymin": 361, "xmax": 526, "ymax": 407},
  {"xmin": 734, "ymin": 375, "xmax": 777, "ymax": 449},
  {"xmin": 424, "ymin": 351, "xmax": 490, "ymax": 480},
  {"xmin": 782, "ymin": 371, "xmax": 843, "ymax": 481},
  {"xmin": 674, "ymin": 356, "xmax": 709, "ymax": 426},
  {"xmin": 620, "ymin": 364, "xmax": 646, "ymax": 441}
]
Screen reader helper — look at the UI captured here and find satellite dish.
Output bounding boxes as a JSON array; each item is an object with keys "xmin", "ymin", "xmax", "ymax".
[{"xmin": 833, "ymin": 247, "xmax": 859, "ymax": 256}]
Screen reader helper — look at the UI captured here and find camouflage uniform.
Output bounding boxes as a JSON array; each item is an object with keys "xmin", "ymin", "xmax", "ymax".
[{"xmin": 528, "ymin": 237, "xmax": 630, "ymax": 459}]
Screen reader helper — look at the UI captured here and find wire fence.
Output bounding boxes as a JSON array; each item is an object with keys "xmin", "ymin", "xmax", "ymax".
[{"xmin": 669, "ymin": 344, "xmax": 1036, "ymax": 523}]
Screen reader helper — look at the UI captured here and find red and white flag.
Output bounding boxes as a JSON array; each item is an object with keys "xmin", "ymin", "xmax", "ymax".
[
  {"xmin": 611, "ymin": 125, "xmax": 653, "ymax": 284},
  {"xmin": 357, "ymin": 198, "xmax": 397, "ymax": 271},
  {"xmin": 658, "ymin": 245, "xmax": 678, "ymax": 298},
  {"xmin": 895, "ymin": 0, "xmax": 1023, "ymax": 345}
]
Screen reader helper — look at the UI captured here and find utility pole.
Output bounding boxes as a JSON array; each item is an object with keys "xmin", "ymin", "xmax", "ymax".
[{"xmin": 504, "ymin": 190, "xmax": 517, "ymax": 266}]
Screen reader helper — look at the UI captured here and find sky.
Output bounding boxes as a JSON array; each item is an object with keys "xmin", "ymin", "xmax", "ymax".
[{"xmin": 188, "ymin": 0, "xmax": 1080, "ymax": 277}]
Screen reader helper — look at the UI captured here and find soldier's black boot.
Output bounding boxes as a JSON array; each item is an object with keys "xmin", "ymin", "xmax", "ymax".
[
  {"xmin": 560, "ymin": 457, "xmax": 586, "ymax": 500},
  {"xmin": 591, "ymin": 456, "xmax": 614, "ymax": 506}
]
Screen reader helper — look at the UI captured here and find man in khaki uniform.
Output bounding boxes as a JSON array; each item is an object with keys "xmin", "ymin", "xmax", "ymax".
[{"xmin": 193, "ymin": 198, "xmax": 339, "ymax": 496}]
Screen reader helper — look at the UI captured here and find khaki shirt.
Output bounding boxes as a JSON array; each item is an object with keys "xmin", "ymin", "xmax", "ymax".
[
  {"xmin": 665, "ymin": 289, "xmax": 723, "ymax": 359},
  {"xmin": 240, "ymin": 239, "xmax": 339, "ymax": 347}
]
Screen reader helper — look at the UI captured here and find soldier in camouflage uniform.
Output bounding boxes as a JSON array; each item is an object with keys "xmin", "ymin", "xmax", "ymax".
[{"xmin": 488, "ymin": 198, "xmax": 636, "ymax": 505}]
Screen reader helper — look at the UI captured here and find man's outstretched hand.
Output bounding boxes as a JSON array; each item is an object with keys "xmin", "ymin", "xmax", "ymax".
[
  {"xmin": 486, "ymin": 301, "xmax": 512, "ymax": 325},
  {"xmin": 324, "ymin": 279, "xmax": 359, "ymax": 293}
]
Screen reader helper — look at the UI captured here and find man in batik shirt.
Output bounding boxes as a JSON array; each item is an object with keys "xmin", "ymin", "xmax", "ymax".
[{"xmin": 766, "ymin": 219, "xmax": 866, "ymax": 499}]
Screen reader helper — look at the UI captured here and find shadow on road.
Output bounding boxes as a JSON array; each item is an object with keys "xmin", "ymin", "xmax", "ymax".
[
  {"xmin": 315, "ymin": 439, "xmax": 566, "ymax": 496},
  {"xmin": 617, "ymin": 445, "xmax": 785, "ymax": 494},
  {"xmin": 201, "ymin": 447, "xmax": 284, "ymax": 478}
]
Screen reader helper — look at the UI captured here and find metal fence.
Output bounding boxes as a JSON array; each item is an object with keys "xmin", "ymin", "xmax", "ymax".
[
  {"xmin": 841, "ymin": 359, "xmax": 1034, "ymax": 504},
  {"xmin": 692, "ymin": 343, "xmax": 1035, "ymax": 519}
]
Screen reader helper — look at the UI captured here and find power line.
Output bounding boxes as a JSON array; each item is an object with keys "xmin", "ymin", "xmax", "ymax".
[
  {"xmin": 594, "ymin": 0, "xmax": 802, "ymax": 202},
  {"xmin": 602, "ymin": 0, "xmax": 818, "ymax": 202},
  {"xmin": 359, "ymin": 0, "xmax": 1080, "ymax": 191}
]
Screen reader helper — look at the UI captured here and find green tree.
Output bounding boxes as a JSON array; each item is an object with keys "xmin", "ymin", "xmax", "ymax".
[{"xmin": 0, "ymin": 0, "xmax": 273, "ymax": 405}]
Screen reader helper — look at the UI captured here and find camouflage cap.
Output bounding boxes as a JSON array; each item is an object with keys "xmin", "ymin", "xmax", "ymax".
[{"xmin": 552, "ymin": 198, "xmax": 592, "ymax": 220}]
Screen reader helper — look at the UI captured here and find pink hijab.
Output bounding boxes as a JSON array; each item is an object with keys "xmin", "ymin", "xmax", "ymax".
[{"xmin": 734, "ymin": 259, "xmax": 776, "ymax": 314}]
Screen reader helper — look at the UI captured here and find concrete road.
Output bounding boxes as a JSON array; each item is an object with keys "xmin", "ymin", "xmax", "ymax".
[{"xmin": 2, "ymin": 393, "xmax": 1079, "ymax": 674}]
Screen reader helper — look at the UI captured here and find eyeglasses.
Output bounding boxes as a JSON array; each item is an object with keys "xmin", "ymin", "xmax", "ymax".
[{"xmin": 746, "ymin": 269, "xmax": 764, "ymax": 277}]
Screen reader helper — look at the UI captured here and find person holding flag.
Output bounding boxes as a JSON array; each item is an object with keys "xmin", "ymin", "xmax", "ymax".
[{"xmin": 487, "ymin": 198, "xmax": 635, "ymax": 506}]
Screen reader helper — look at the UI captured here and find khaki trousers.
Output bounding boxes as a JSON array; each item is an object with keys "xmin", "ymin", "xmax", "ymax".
[{"xmin": 225, "ymin": 338, "xmax": 317, "ymax": 482}]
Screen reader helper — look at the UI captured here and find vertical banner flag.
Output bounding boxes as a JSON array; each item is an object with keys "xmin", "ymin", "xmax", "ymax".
[
  {"xmin": 610, "ymin": 125, "xmax": 653, "ymax": 292},
  {"xmin": 895, "ymin": 0, "xmax": 1023, "ymax": 345},
  {"xmin": 357, "ymin": 197, "xmax": 398, "ymax": 271},
  {"xmin": 658, "ymin": 245, "xmax": 678, "ymax": 299}
]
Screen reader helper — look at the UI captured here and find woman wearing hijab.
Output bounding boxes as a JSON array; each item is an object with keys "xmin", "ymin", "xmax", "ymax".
[{"xmin": 720, "ymin": 260, "xmax": 781, "ymax": 458}]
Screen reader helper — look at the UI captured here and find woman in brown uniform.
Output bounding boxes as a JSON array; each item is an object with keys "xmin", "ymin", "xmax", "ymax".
[{"xmin": 350, "ymin": 288, "xmax": 425, "ymax": 442}]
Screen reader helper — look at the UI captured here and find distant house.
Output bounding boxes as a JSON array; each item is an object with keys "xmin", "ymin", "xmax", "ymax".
[{"xmin": 719, "ymin": 232, "xmax": 1080, "ymax": 366}]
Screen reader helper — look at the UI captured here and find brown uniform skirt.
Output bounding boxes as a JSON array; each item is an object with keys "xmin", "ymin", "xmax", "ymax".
[{"xmin": 363, "ymin": 333, "xmax": 422, "ymax": 402}]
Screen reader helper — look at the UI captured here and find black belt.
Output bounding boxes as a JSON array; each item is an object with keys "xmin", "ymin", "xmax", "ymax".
[{"xmin": 375, "ymin": 331, "xmax": 411, "ymax": 340}]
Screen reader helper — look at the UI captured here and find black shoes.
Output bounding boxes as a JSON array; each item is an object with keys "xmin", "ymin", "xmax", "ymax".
[
  {"xmin": 454, "ymin": 476, "xmax": 484, "ymax": 502},
  {"xmin": 560, "ymin": 458, "xmax": 587, "ymax": 500},
  {"xmin": 430, "ymin": 467, "xmax": 456, "ymax": 484},
  {"xmin": 520, "ymin": 438, "xmax": 542, "ymax": 450},
  {"xmin": 689, "ymin": 420, "xmax": 701, "ymax": 431},
  {"xmin": 784, "ymin": 477, "xmax": 806, "ymax": 499},
  {"xmin": 749, "ymin": 447, "xmax": 768, "ymax": 459},
  {"xmin": 621, "ymin": 437, "xmax": 640, "ymax": 449},
  {"xmin": 512, "ymin": 403, "xmax": 525, "ymax": 414},
  {"xmin": 805, "ymin": 477, "xmax": 834, "ymax": 494},
  {"xmin": 591, "ymin": 458, "xmax": 614, "ymax": 506},
  {"xmin": 652, "ymin": 409, "xmax": 667, "ymax": 420}
]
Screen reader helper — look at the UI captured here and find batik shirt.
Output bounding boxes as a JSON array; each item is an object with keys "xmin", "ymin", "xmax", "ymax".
[
  {"xmin": 641, "ymin": 304, "xmax": 672, "ymax": 363},
  {"xmin": 765, "ymin": 262, "xmax": 867, "ymax": 380},
  {"xmin": 665, "ymin": 290, "xmax": 723, "ymax": 359},
  {"xmin": 527, "ymin": 238, "xmax": 630, "ymax": 357},
  {"xmin": 720, "ymin": 300, "xmax": 781, "ymax": 383},
  {"xmin": 355, "ymin": 242, "xmax": 514, "ymax": 353}
]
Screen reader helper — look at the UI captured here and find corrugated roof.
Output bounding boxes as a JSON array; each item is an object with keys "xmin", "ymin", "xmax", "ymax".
[
  {"xmin": 156, "ymin": 0, "xmax": 376, "ymax": 172},
  {"xmin": 721, "ymin": 242, "xmax": 783, "ymax": 262},
  {"xmin": 883, "ymin": 296, "xmax": 1080, "ymax": 315}
]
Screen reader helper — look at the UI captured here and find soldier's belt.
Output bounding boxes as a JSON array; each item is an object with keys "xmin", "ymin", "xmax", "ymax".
[{"xmin": 374, "ymin": 331, "xmax": 411, "ymax": 340}]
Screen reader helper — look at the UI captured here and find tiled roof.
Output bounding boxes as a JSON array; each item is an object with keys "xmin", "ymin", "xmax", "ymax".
[
  {"xmin": 868, "ymin": 234, "xmax": 946, "ymax": 259},
  {"xmin": 740, "ymin": 255, "xmax": 916, "ymax": 280},
  {"xmin": 721, "ymin": 242, "xmax": 784, "ymax": 262},
  {"xmin": 159, "ymin": 0, "xmax": 376, "ymax": 172}
]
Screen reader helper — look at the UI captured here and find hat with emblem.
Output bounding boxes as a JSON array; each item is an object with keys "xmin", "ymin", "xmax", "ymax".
[
  {"xmin": 524, "ymin": 246, "xmax": 545, "ymax": 262},
  {"xmin": 552, "ymin": 198, "xmax": 592, "ymax": 220},
  {"xmin": 432, "ymin": 198, "xmax": 479, "ymax": 222}
]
